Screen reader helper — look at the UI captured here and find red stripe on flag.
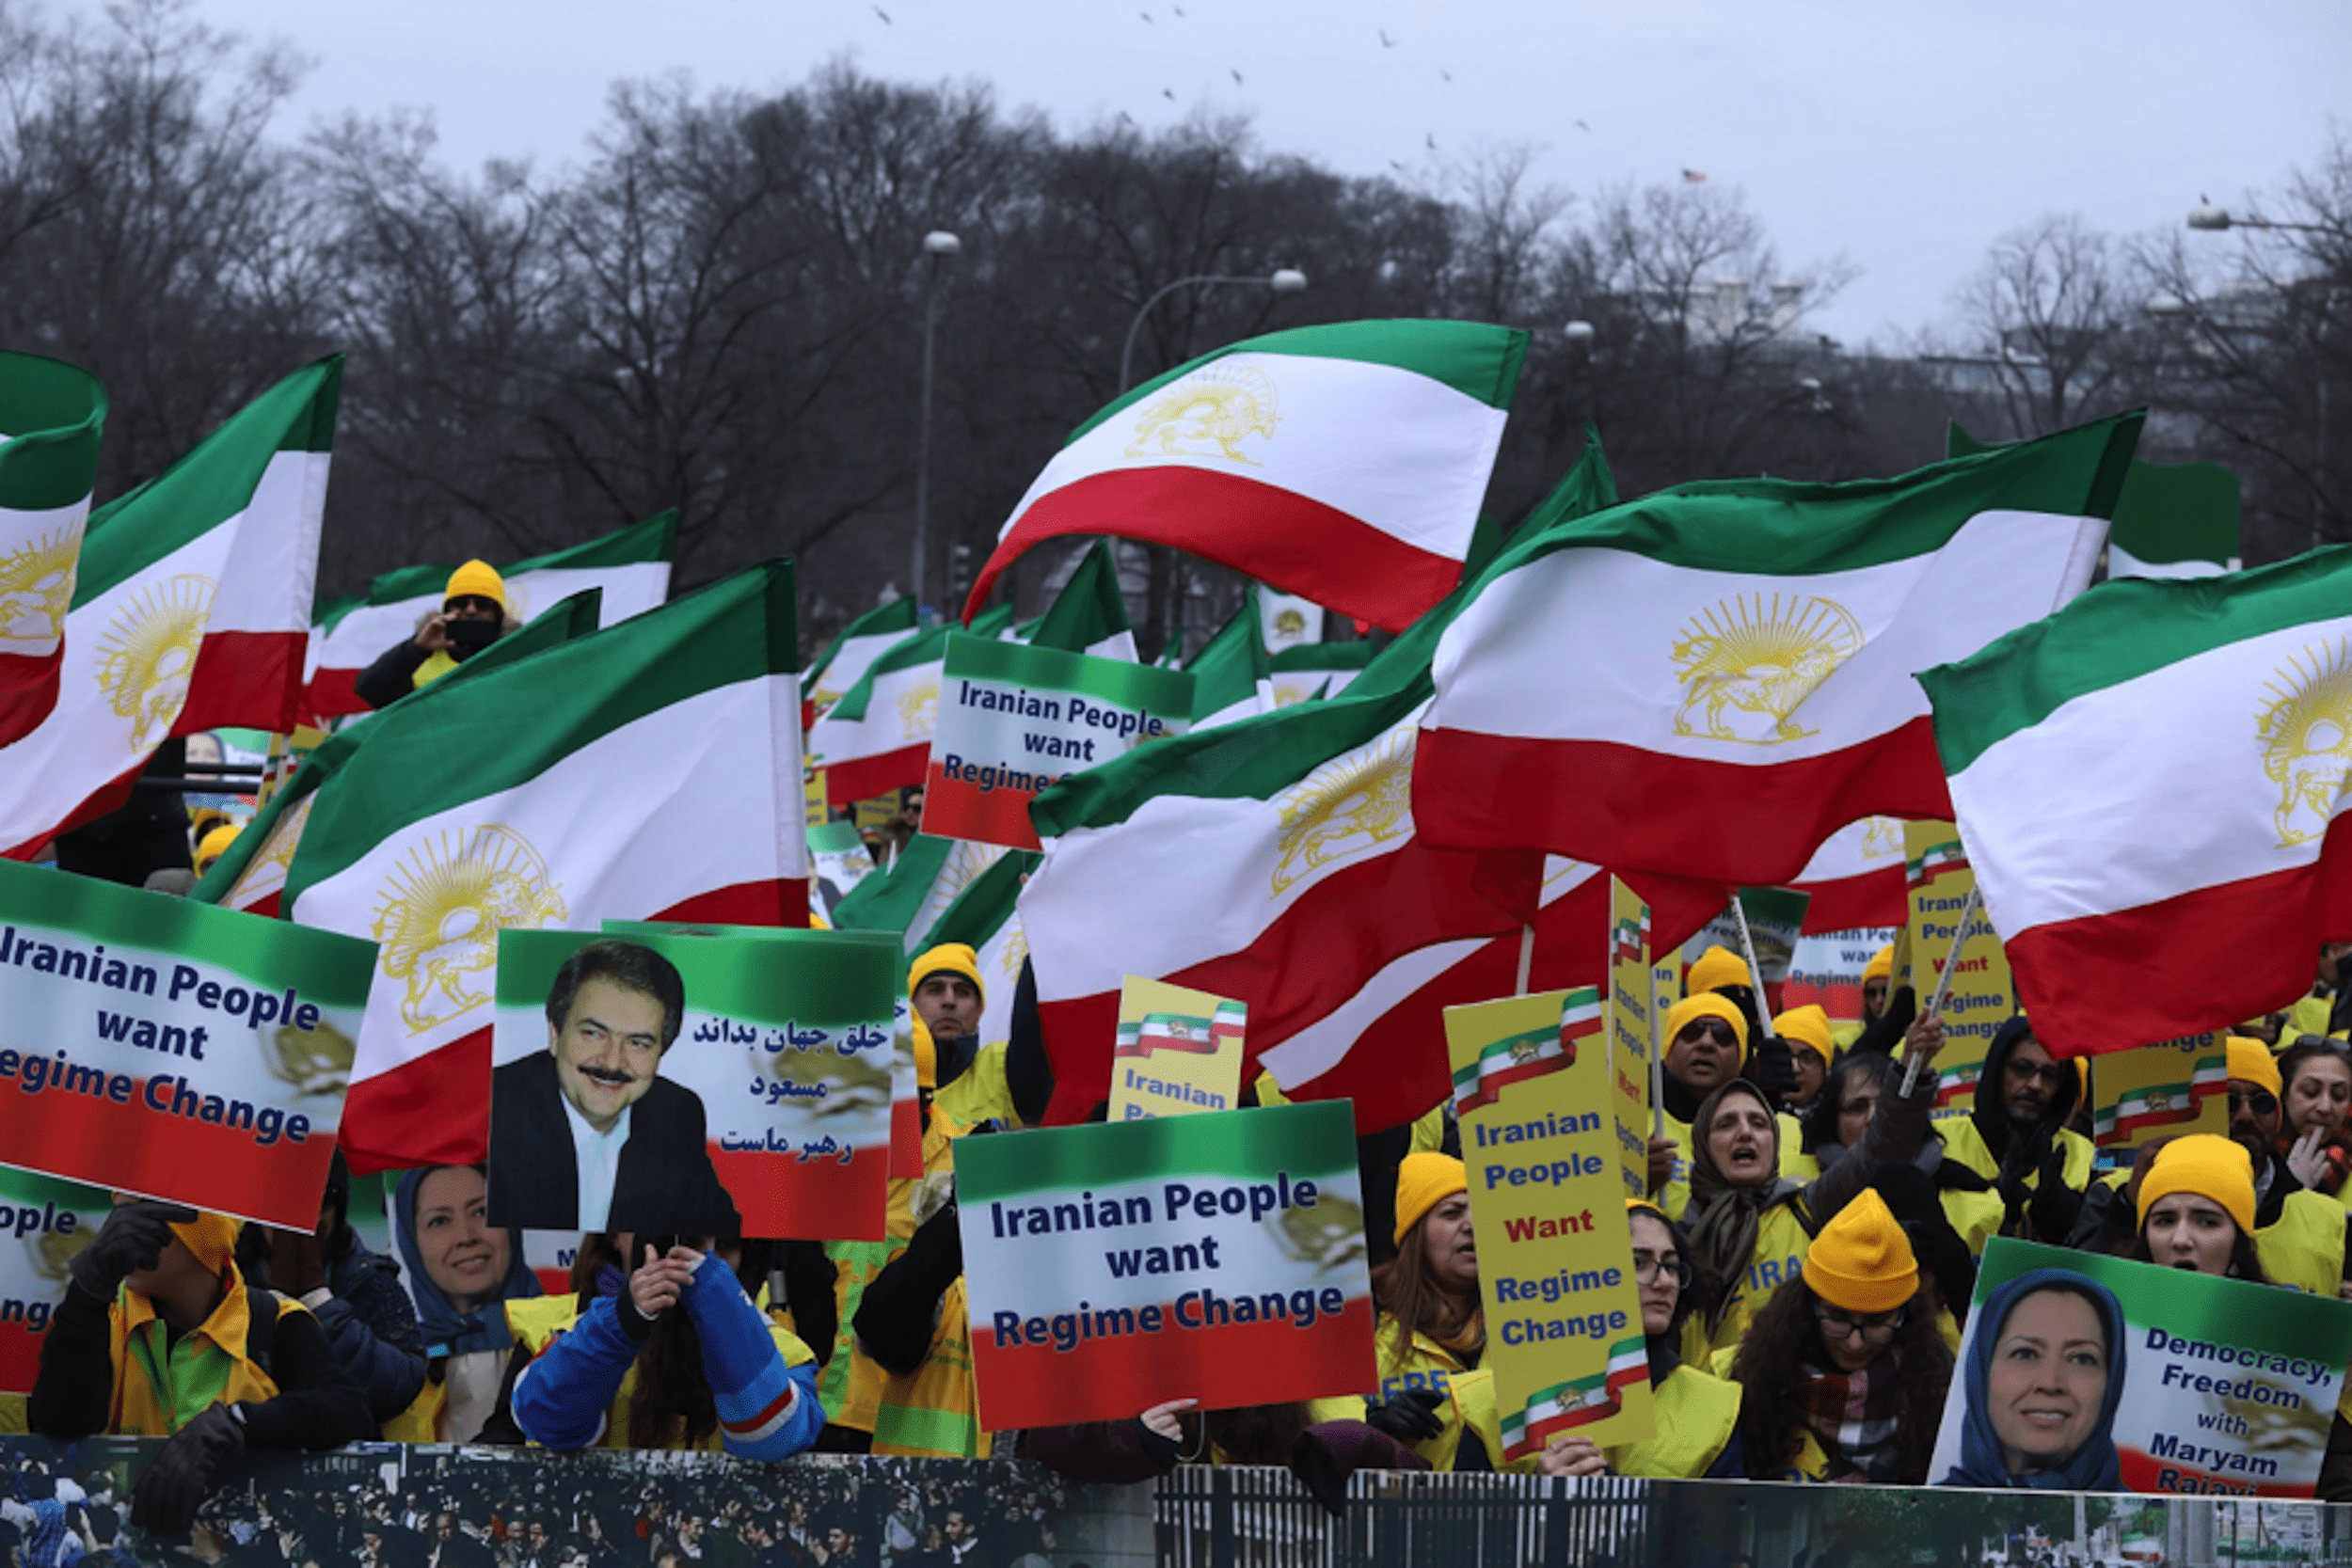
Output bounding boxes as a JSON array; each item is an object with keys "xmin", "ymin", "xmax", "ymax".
[
  {"xmin": 969, "ymin": 1293, "xmax": 1375, "ymax": 1431},
  {"xmin": 337, "ymin": 878, "xmax": 806, "ymax": 1175},
  {"xmin": 302, "ymin": 667, "xmax": 367, "ymax": 722},
  {"xmin": 0, "ymin": 651, "xmax": 61, "ymax": 746},
  {"xmin": 0, "ymin": 1320, "xmax": 41, "ymax": 1398},
  {"xmin": 709, "ymin": 1140, "xmax": 887, "ymax": 1242},
  {"xmin": 2005, "ymin": 832, "xmax": 2352, "ymax": 1060},
  {"xmin": 1789, "ymin": 865, "xmax": 1907, "ymax": 934},
  {"xmin": 921, "ymin": 761, "xmax": 1041, "ymax": 848},
  {"xmin": 824, "ymin": 742, "xmax": 930, "ymax": 809},
  {"xmin": 177, "ymin": 628, "xmax": 308, "ymax": 736},
  {"xmin": 965, "ymin": 469, "xmax": 1462, "ymax": 635},
  {"xmin": 1411, "ymin": 720, "xmax": 1951, "ymax": 886}
]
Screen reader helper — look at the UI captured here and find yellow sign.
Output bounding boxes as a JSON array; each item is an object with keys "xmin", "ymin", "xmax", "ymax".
[
  {"xmin": 1107, "ymin": 975, "xmax": 1246, "ymax": 1121},
  {"xmin": 1903, "ymin": 820, "xmax": 2014, "ymax": 1113},
  {"xmin": 1444, "ymin": 990, "xmax": 1653, "ymax": 1461},
  {"xmin": 1606, "ymin": 877, "xmax": 1654, "ymax": 1201},
  {"xmin": 803, "ymin": 768, "xmax": 827, "ymax": 830},
  {"xmin": 2090, "ymin": 1034, "xmax": 2230, "ymax": 1148}
]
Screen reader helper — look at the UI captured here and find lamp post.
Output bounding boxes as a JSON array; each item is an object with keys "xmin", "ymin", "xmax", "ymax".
[
  {"xmin": 913, "ymin": 230, "xmax": 961, "ymax": 617},
  {"xmin": 1117, "ymin": 267, "xmax": 1309, "ymax": 654},
  {"xmin": 2187, "ymin": 206, "xmax": 2339, "ymax": 238}
]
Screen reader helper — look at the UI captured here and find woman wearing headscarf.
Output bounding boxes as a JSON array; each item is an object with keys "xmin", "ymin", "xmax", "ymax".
[
  {"xmin": 1681, "ymin": 1010, "xmax": 1944, "ymax": 1357},
  {"xmin": 1727, "ymin": 1189, "xmax": 1954, "ymax": 1483},
  {"xmin": 1937, "ymin": 1270, "xmax": 2125, "ymax": 1490},
  {"xmin": 386, "ymin": 1164, "xmax": 542, "ymax": 1443},
  {"xmin": 1537, "ymin": 1200, "xmax": 1744, "ymax": 1480}
]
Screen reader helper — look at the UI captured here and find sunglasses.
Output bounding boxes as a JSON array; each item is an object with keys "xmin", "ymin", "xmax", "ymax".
[
  {"xmin": 1677, "ymin": 1020, "xmax": 1740, "ymax": 1046},
  {"xmin": 2229, "ymin": 1088, "xmax": 2279, "ymax": 1117}
]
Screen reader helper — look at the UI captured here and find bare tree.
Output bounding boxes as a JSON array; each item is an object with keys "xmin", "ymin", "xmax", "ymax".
[{"xmin": 1951, "ymin": 213, "xmax": 2153, "ymax": 439}]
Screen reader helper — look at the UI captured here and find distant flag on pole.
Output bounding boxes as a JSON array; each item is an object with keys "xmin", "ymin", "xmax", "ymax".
[{"xmin": 0, "ymin": 353, "xmax": 108, "ymax": 746}]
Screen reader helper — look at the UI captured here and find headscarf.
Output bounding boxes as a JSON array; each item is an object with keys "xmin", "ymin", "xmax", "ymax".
[
  {"xmin": 393, "ymin": 1166, "xmax": 541, "ymax": 1358},
  {"xmin": 1685, "ymin": 1079, "xmax": 1795, "ymax": 1329},
  {"xmin": 1940, "ymin": 1269, "xmax": 2126, "ymax": 1491}
]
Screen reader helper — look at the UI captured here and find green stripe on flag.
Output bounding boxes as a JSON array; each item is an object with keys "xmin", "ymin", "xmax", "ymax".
[
  {"xmin": 1066, "ymin": 319, "xmax": 1531, "ymax": 444},
  {"xmin": 803, "ymin": 594, "xmax": 918, "ymax": 696},
  {"xmin": 0, "ymin": 352, "xmax": 107, "ymax": 508},
  {"xmin": 924, "ymin": 849, "xmax": 1037, "ymax": 951},
  {"xmin": 944, "ymin": 632, "xmax": 1192, "ymax": 710},
  {"xmin": 953, "ymin": 1101, "xmax": 1355, "ymax": 1201},
  {"xmin": 834, "ymin": 603, "xmax": 1014, "ymax": 723},
  {"xmin": 1924, "ymin": 542, "xmax": 2352, "ymax": 776},
  {"xmin": 1028, "ymin": 539, "xmax": 1133, "ymax": 655},
  {"xmin": 322, "ymin": 511, "xmax": 676, "ymax": 634}
]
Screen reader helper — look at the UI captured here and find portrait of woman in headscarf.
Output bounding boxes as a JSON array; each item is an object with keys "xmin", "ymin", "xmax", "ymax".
[{"xmin": 1938, "ymin": 1268, "xmax": 2126, "ymax": 1490}]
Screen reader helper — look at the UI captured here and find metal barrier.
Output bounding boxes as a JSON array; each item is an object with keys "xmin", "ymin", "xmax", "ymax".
[{"xmin": 1152, "ymin": 1468, "xmax": 1652, "ymax": 1568}]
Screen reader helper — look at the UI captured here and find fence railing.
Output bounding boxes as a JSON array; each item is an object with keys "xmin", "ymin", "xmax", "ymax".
[{"xmin": 1152, "ymin": 1467, "xmax": 1653, "ymax": 1568}]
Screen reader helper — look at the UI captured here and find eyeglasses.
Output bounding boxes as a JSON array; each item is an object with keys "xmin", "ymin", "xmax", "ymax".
[
  {"xmin": 1677, "ymin": 1020, "xmax": 1740, "ymax": 1046},
  {"xmin": 1631, "ymin": 1251, "xmax": 1691, "ymax": 1288},
  {"xmin": 2004, "ymin": 1057, "xmax": 2073, "ymax": 1090},
  {"xmin": 2229, "ymin": 1088, "xmax": 2279, "ymax": 1117},
  {"xmin": 1813, "ymin": 1302, "xmax": 1905, "ymax": 1343}
]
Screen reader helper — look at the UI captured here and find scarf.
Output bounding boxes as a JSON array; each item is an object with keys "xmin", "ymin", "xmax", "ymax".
[
  {"xmin": 1686, "ymin": 1081, "xmax": 1794, "ymax": 1328},
  {"xmin": 393, "ymin": 1168, "xmax": 543, "ymax": 1359},
  {"xmin": 1796, "ymin": 1353, "xmax": 1905, "ymax": 1482}
]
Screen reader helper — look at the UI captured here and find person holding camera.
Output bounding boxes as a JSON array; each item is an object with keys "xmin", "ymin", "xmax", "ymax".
[{"xmin": 352, "ymin": 560, "xmax": 514, "ymax": 709}]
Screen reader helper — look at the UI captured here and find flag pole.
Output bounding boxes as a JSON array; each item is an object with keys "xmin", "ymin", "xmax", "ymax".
[
  {"xmin": 1899, "ymin": 886, "xmax": 1980, "ymax": 1098},
  {"xmin": 1514, "ymin": 925, "xmax": 1534, "ymax": 996},
  {"xmin": 1725, "ymin": 893, "xmax": 1772, "ymax": 1042},
  {"xmin": 256, "ymin": 732, "xmax": 290, "ymax": 807},
  {"xmin": 1648, "ymin": 960, "xmax": 1666, "ymax": 1140}
]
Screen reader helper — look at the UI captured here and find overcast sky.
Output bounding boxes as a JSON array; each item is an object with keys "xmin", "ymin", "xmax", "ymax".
[{"xmin": 171, "ymin": 0, "xmax": 2347, "ymax": 346}]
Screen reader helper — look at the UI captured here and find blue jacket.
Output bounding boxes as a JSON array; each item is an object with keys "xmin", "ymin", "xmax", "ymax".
[{"xmin": 315, "ymin": 1234, "xmax": 429, "ymax": 1425}]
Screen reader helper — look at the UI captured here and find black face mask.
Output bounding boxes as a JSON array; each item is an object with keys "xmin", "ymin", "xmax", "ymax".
[{"xmin": 446, "ymin": 616, "xmax": 501, "ymax": 660}]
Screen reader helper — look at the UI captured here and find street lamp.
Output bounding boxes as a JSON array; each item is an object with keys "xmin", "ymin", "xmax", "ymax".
[
  {"xmin": 1562, "ymin": 319, "xmax": 1597, "ymax": 350},
  {"xmin": 914, "ymin": 230, "xmax": 962, "ymax": 616},
  {"xmin": 2188, "ymin": 206, "xmax": 2338, "ymax": 238},
  {"xmin": 1118, "ymin": 268, "xmax": 1309, "ymax": 392}
]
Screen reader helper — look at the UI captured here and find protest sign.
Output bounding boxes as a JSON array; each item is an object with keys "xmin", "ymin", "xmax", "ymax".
[
  {"xmin": 1905, "ymin": 820, "xmax": 2013, "ymax": 1110},
  {"xmin": 2091, "ymin": 1035, "xmax": 2230, "ymax": 1148},
  {"xmin": 1931, "ymin": 1239, "xmax": 2352, "ymax": 1497},
  {"xmin": 1680, "ymin": 887, "xmax": 1810, "ymax": 1000},
  {"xmin": 491, "ymin": 927, "xmax": 897, "ymax": 1240},
  {"xmin": 955, "ymin": 1101, "xmax": 1374, "ymax": 1429},
  {"xmin": 0, "ymin": 1170, "xmax": 108, "ymax": 1395},
  {"xmin": 0, "ymin": 859, "xmax": 373, "ymax": 1228},
  {"xmin": 1607, "ymin": 878, "xmax": 1655, "ymax": 1201},
  {"xmin": 1783, "ymin": 927, "xmax": 1900, "ymax": 1023},
  {"xmin": 1446, "ymin": 990, "xmax": 1653, "ymax": 1460},
  {"xmin": 807, "ymin": 818, "xmax": 875, "ymax": 920},
  {"xmin": 803, "ymin": 768, "xmax": 829, "ymax": 830},
  {"xmin": 1108, "ymin": 976, "xmax": 1247, "ymax": 1121},
  {"xmin": 925, "ymin": 632, "xmax": 1194, "ymax": 849}
]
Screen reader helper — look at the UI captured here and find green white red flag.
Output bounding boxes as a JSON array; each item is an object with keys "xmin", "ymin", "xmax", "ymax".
[
  {"xmin": 0, "ymin": 353, "xmax": 108, "ymax": 745},
  {"xmin": 809, "ymin": 604, "xmax": 1013, "ymax": 808},
  {"xmin": 1789, "ymin": 816, "xmax": 1911, "ymax": 932},
  {"xmin": 1266, "ymin": 639, "xmax": 1375, "ymax": 709},
  {"xmin": 282, "ymin": 562, "xmax": 807, "ymax": 1173},
  {"xmin": 804, "ymin": 594, "xmax": 918, "ymax": 712},
  {"xmin": 1414, "ymin": 414, "xmax": 2143, "ymax": 886},
  {"xmin": 1187, "ymin": 588, "xmax": 1275, "ymax": 731},
  {"xmin": 303, "ymin": 511, "xmax": 675, "ymax": 720},
  {"xmin": 1027, "ymin": 539, "xmax": 1139, "ymax": 662},
  {"xmin": 1500, "ymin": 1338, "xmax": 1650, "ymax": 1449},
  {"xmin": 963, "ymin": 320, "xmax": 1529, "ymax": 633},
  {"xmin": 1449, "ymin": 986, "xmax": 1600, "ymax": 1117},
  {"xmin": 0, "ymin": 357, "xmax": 342, "ymax": 858},
  {"xmin": 1921, "ymin": 543, "xmax": 2352, "ymax": 1055}
]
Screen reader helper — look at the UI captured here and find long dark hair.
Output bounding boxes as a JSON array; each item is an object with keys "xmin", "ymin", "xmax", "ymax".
[
  {"xmin": 570, "ymin": 1234, "xmax": 718, "ymax": 1450},
  {"xmin": 2277, "ymin": 1038, "xmax": 2352, "ymax": 1138},
  {"xmin": 2129, "ymin": 1223, "xmax": 2269, "ymax": 1283},
  {"xmin": 1371, "ymin": 1212, "xmax": 1483, "ymax": 1370},
  {"xmin": 1727, "ymin": 1275, "xmax": 1951, "ymax": 1483},
  {"xmin": 1803, "ymin": 1053, "xmax": 1896, "ymax": 1155}
]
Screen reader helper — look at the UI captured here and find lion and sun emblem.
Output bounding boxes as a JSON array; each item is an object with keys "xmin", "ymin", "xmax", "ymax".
[
  {"xmin": 93, "ymin": 573, "xmax": 215, "ymax": 751},
  {"xmin": 1270, "ymin": 724, "xmax": 1414, "ymax": 895},
  {"xmin": 372, "ymin": 825, "xmax": 568, "ymax": 1035},
  {"xmin": 0, "ymin": 529, "xmax": 79, "ymax": 656},
  {"xmin": 1124, "ymin": 365, "xmax": 1279, "ymax": 466},
  {"xmin": 1671, "ymin": 592, "xmax": 1867, "ymax": 746},
  {"xmin": 2258, "ymin": 636, "xmax": 2352, "ymax": 849}
]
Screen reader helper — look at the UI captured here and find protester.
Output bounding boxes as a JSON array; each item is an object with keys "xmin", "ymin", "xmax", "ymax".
[
  {"xmin": 1936, "ymin": 1268, "xmax": 2125, "ymax": 1490},
  {"xmin": 1934, "ymin": 1017, "xmax": 2092, "ymax": 1244},
  {"xmin": 1776, "ymin": 1005, "xmax": 1836, "ymax": 1112},
  {"xmin": 502, "ymin": 1233, "xmax": 823, "ymax": 1458},
  {"xmin": 2277, "ymin": 1037, "xmax": 2352, "ymax": 1197},
  {"xmin": 1021, "ymin": 1396, "xmax": 1427, "ymax": 1512},
  {"xmin": 1682, "ymin": 1009, "xmax": 1942, "ymax": 1355},
  {"xmin": 354, "ymin": 559, "xmax": 513, "ymax": 707},
  {"xmin": 2130, "ymin": 1134, "xmax": 2269, "ymax": 1281},
  {"xmin": 1364, "ymin": 1153, "xmax": 1503, "ymax": 1469},
  {"xmin": 1537, "ymin": 1201, "xmax": 1744, "ymax": 1480},
  {"xmin": 1647, "ymin": 993, "xmax": 1752, "ymax": 1214},
  {"xmin": 389, "ymin": 1164, "xmax": 543, "ymax": 1442},
  {"xmin": 1727, "ymin": 1189, "xmax": 1954, "ymax": 1483},
  {"xmin": 191, "ymin": 822, "xmax": 239, "ymax": 879},
  {"xmin": 26, "ymin": 1199, "xmax": 373, "ymax": 1534},
  {"xmin": 1801, "ymin": 1050, "xmax": 2001, "ymax": 1261}
]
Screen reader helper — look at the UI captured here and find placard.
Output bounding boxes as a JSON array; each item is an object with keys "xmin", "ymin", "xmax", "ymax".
[
  {"xmin": 1606, "ymin": 878, "xmax": 1655, "ymax": 1201},
  {"xmin": 1931, "ymin": 1239, "xmax": 2352, "ymax": 1497},
  {"xmin": 2091, "ymin": 1035, "xmax": 2231, "ymax": 1148},
  {"xmin": 1108, "ymin": 976, "xmax": 1246, "ymax": 1121},
  {"xmin": 924, "ymin": 632, "xmax": 1194, "ymax": 848},
  {"xmin": 0, "ymin": 859, "xmax": 374, "ymax": 1227},
  {"xmin": 1679, "ymin": 887, "xmax": 1810, "ymax": 990},
  {"xmin": 1445, "ymin": 990, "xmax": 1653, "ymax": 1460},
  {"xmin": 1905, "ymin": 820, "xmax": 2014, "ymax": 1110},
  {"xmin": 955, "ymin": 1101, "xmax": 1374, "ymax": 1430},
  {"xmin": 490, "ymin": 927, "xmax": 897, "ymax": 1240},
  {"xmin": 0, "ymin": 1170, "xmax": 107, "ymax": 1395}
]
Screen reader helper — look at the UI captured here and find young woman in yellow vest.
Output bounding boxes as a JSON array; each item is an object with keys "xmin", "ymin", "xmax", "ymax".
[
  {"xmin": 1365, "ymin": 1153, "xmax": 1507, "ymax": 1469},
  {"xmin": 501, "ymin": 1232, "xmax": 822, "ymax": 1458},
  {"xmin": 1726, "ymin": 1189, "xmax": 1953, "ymax": 1483},
  {"xmin": 381, "ymin": 1164, "xmax": 544, "ymax": 1444},
  {"xmin": 1680, "ymin": 1010, "xmax": 1942, "ymax": 1361},
  {"xmin": 27, "ymin": 1200, "xmax": 374, "ymax": 1535},
  {"xmin": 1536, "ymin": 1200, "xmax": 1746, "ymax": 1480}
]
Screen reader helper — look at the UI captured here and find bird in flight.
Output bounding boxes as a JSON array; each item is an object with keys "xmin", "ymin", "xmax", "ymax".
[
  {"xmin": 1379, "ymin": 28, "xmax": 1397, "ymax": 46},
  {"xmin": 1389, "ymin": 160, "xmax": 1406, "ymax": 173},
  {"xmin": 1173, "ymin": 3, "xmax": 1185, "ymax": 13},
  {"xmin": 1439, "ymin": 69, "xmax": 1452, "ymax": 82},
  {"xmin": 1140, "ymin": 8, "xmax": 1152, "ymax": 19},
  {"xmin": 1231, "ymin": 68, "xmax": 1245, "ymax": 86},
  {"xmin": 1426, "ymin": 131, "xmax": 1438, "ymax": 150},
  {"xmin": 1162, "ymin": 87, "xmax": 1177, "ymax": 101},
  {"xmin": 1574, "ymin": 119, "xmax": 1590, "ymax": 132},
  {"xmin": 871, "ymin": 3, "xmax": 890, "ymax": 21}
]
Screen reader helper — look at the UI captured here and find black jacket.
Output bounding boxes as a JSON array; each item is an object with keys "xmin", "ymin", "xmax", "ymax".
[{"xmin": 485, "ymin": 1052, "xmax": 739, "ymax": 1237}]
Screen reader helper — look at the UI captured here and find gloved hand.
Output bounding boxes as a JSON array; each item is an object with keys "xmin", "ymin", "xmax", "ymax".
[
  {"xmin": 1751, "ymin": 1035, "xmax": 1797, "ymax": 1106},
  {"xmin": 2026, "ymin": 1142, "xmax": 2084, "ymax": 1243},
  {"xmin": 70, "ymin": 1200, "xmax": 197, "ymax": 1302},
  {"xmin": 1361, "ymin": 1387, "xmax": 1446, "ymax": 1445},
  {"xmin": 131, "ymin": 1403, "xmax": 245, "ymax": 1537}
]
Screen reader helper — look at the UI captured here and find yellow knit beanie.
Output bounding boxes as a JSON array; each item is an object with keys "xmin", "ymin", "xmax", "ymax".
[
  {"xmin": 1393, "ymin": 1153, "xmax": 1468, "ymax": 1246},
  {"xmin": 1774, "ymin": 1005, "xmax": 1835, "ymax": 1066},
  {"xmin": 1800, "ymin": 1189, "xmax": 1918, "ymax": 1315},
  {"xmin": 2138, "ymin": 1133, "xmax": 2255, "ymax": 1235},
  {"xmin": 1664, "ymin": 993, "xmax": 1750, "ymax": 1058},
  {"xmin": 193, "ymin": 824, "xmax": 239, "ymax": 874},
  {"xmin": 1862, "ymin": 945, "xmax": 1894, "ymax": 986},
  {"xmin": 2226, "ymin": 1036, "xmax": 2281, "ymax": 1097},
  {"xmin": 909, "ymin": 943, "xmax": 984, "ymax": 1007},
  {"xmin": 1686, "ymin": 944, "xmax": 1752, "ymax": 995},
  {"xmin": 444, "ymin": 559, "xmax": 506, "ymax": 610}
]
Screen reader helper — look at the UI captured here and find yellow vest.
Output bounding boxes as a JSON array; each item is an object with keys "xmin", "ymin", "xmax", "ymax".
[
  {"xmin": 932, "ymin": 1042, "xmax": 1021, "ymax": 1129},
  {"xmin": 828, "ymin": 1104, "xmax": 977, "ymax": 1442},
  {"xmin": 1371, "ymin": 1318, "xmax": 1502, "ymax": 1470},
  {"xmin": 1698, "ymin": 1197, "xmax": 1814, "ymax": 1357},
  {"xmin": 1935, "ymin": 1117, "xmax": 2096, "ymax": 1196},
  {"xmin": 868, "ymin": 1275, "xmax": 990, "ymax": 1459},
  {"xmin": 2258, "ymin": 1189, "xmax": 2347, "ymax": 1297},
  {"xmin": 1658, "ymin": 1115, "xmax": 1693, "ymax": 1220},
  {"xmin": 380, "ymin": 1374, "xmax": 445, "ymax": 1444},
  {"xmin": 1941, "ymin": 1185, "xmax": 2007, "ymax": 1259},
  {"xmin": 411, "ymin": 649, "xmax": 461, "ymax": 689},
  {"xmin": 1776, "ymin": 1114, "xmax": 1818, "ymax": 1183},
  {"xmin": 1602, "ymin": 1362, "xmax": 1741, "ymax": 1479},
  {"xmin": 108, "ymin": 1272, "xmax": 291, "ymax": 1436},
  {"xmin": 506, "ymin": 1294, "xmax": 815, "ymax": 1452},
  {"xmin": 0, "ymin": 1394, "xmax": 24, "ymax": 1434}
]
